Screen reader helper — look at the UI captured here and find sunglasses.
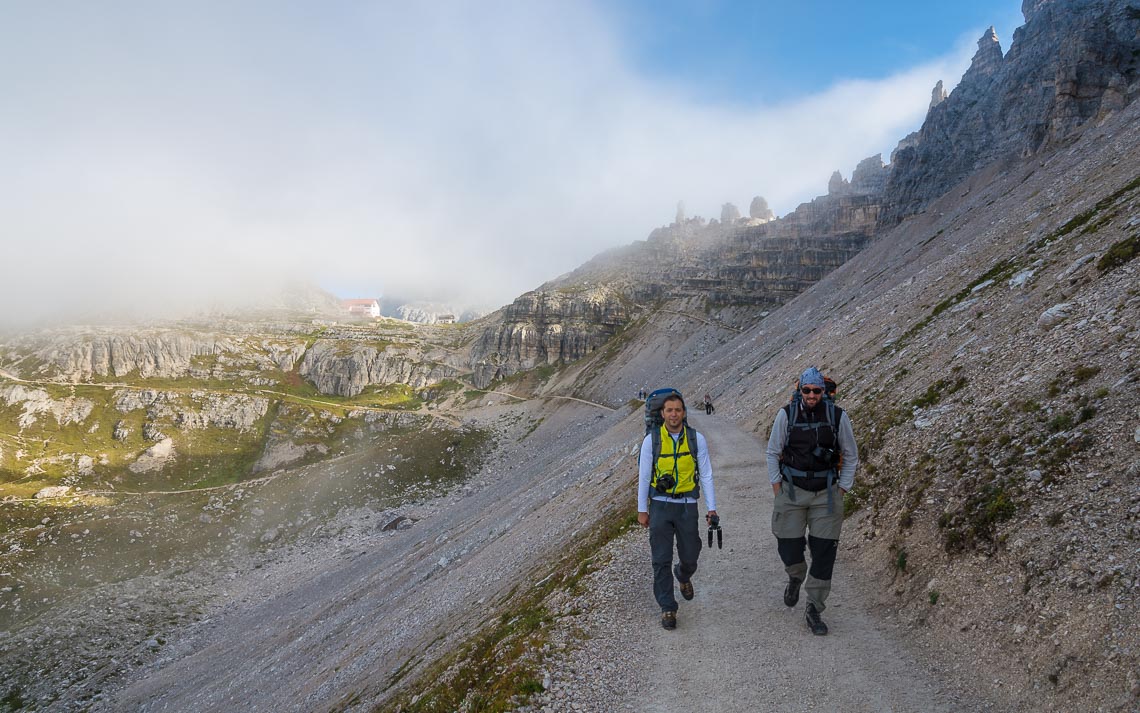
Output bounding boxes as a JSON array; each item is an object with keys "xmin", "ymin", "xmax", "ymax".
[{"xmin": 800, "ymin": 387, "xmax": 823, "ymax": 395}]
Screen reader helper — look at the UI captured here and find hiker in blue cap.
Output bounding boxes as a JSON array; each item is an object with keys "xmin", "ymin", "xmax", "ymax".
[{"xmin": 765, "ymin": 366, "xmax": 858, "ymax": 635}]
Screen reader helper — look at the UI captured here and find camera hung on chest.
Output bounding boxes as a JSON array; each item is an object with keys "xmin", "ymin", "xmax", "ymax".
[{"xmin": 811, "ymin": 445, "xmax": 839, "ymax": 465}]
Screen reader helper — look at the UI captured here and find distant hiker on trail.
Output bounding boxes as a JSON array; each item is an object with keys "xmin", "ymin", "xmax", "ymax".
[
  {"xmin": 638, "ymin": 392, "xmax": 717, "ymax": 630},
  {"xmin": 703, "ymin": 394, "xmax": 714, "ymax": 415},
  {"xmin": 765, "ymin": 366, "xmax": 858, "ymax": 636}
]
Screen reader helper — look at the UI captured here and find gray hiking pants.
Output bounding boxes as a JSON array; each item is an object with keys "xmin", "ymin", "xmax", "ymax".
[
  {"xmin": 772, "ymin": 482, "xmax": 844, "ymax": 611},
  {"xmin": 648, "ymin": 499, "xmax": 701, "ymax": 613}
]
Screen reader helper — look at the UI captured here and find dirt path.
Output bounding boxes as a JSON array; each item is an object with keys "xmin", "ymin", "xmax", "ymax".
[{"xmin": 539, "ymin": 412, "xmax": 994, "ymax": 712}]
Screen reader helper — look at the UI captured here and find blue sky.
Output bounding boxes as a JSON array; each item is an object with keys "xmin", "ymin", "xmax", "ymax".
[
  {"xmin": 611, "ymin": 1, "xmax": 1025, "ymax": 104},
  {"xmin": 0, "ymin": 1, "xmax": 1027, "ymax": 323}
]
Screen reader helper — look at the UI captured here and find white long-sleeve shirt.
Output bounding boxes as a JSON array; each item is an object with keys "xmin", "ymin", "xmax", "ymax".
[{"xmin": 637, "ymin": 429, "xmax": 716, "ymax": 512}]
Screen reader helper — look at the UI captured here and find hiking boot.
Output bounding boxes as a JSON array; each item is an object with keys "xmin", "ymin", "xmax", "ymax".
[
  {"xmin": 661, "ymin": 611, "xmax": 677, "ymax": 630},
  {"xmin": 805, "ymin": 603, "xmax": 828, "ymax": 636},
  {"xmin": 674, "ymin": 564, "xmax": 694, "ymax": 600},
  {"xmin": 783, "ymin": 577, "xmax": 802, "ymax": 607}
]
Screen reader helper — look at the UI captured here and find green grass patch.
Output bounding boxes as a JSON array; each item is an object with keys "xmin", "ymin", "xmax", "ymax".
[
  {"xmin": 939, "ymin": 481, "xmax": 1018, "ymax": 554},
  {"xmin": 1097, "ymin": 234, "xmax": 1139, "ymax": 272},
  {"xmin": 1033, "ymin": 173, "xmax": 1140, "ymax": 252},
  {"xmin": 894, "ymin": 548, "xmax": 908, "ymax": 572},
  {"xmin": 911, "ymin": 377, "xmax": 968, "ymax": 409}
]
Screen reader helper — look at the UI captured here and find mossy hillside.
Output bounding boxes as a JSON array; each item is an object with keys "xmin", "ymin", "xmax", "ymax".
[
  {"xmin": 0, "ymin": 382, "xmax": 269, "ymax": 493},
  {"xmin": 0, "ymin": 376, "xmax": 427, "ymax": 502},
  {"xmin": 851, "ymin": 361, "xmax": 1120, "ymax": 564},
  {"xmin": 0, "ymin": 419, "xmax": 492, "ymax": 630}
]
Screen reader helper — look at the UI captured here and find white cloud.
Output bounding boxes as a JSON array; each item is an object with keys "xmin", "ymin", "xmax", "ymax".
[{"xmin": 0, "ymin": 2, "xmax": 981, "ymax": 326}]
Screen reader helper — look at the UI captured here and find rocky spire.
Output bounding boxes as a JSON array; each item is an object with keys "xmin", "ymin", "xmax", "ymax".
[
  {"xmin": 720, "ymin": 202, "xmax": 740, "ymax": 224},
  {"xmin": 827, "ymin": 171, "xmax": 850, "ymax": 196},
  {"xmin": 749, "ymin": 195, "xmax": 774, "ymax": 221},
  {"xmin": 963, "ymin": 26, "xmax": 1004, "ymax": 82},
  {"xmin": 675, "ymin": 201, "xmax": 685, "ymax": 225},
  {"xmin": 929, "ymin": 80, "xmax": 947, "ymax": 110}
]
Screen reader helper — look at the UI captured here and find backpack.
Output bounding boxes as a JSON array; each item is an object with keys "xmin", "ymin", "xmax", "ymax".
[{"xmin": 642, "ymin": 388, "xmax": 701, "ymax": 495}]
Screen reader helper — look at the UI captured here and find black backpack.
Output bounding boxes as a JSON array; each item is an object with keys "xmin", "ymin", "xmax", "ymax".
[{"xmin": 642, "ymin": 388, "xmax": 700, "ymax": 496}]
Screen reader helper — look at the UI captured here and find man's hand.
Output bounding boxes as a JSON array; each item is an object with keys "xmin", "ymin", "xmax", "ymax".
[
  {"xmin": 638, "ymin": 512, "xmax": 649, "ymax": 528},
  {"xmin": 771, "ymin": 482, "xmax": 781, "ymax": 496},
  {"xmin": 705, "ymin": 510, "xmax": 718, "ymax": 524}
]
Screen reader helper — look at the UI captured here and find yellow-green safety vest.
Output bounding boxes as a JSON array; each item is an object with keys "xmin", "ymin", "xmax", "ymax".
[{"xmin": 653, "ymin": 425, "xmax": 698, "ymax": 496}]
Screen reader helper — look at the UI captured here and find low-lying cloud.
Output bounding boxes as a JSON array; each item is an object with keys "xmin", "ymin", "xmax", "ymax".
[{"xmin": 0, "ymin": 2, "xmax": 989, "ymax": 326}]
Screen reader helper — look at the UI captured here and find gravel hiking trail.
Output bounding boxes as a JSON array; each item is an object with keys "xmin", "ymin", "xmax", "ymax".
[{"xmin": 550, "ymin": 412, "xmax": 997, "ymax": 713}]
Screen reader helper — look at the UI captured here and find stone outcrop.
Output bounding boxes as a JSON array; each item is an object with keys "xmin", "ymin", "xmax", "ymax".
[
  {"xmin": 35, "ymin": 332, "xmax": 224, "ymax": 381},
  {"xmin": 22, "ymin": 330, "xmax": 300, "ymax": 382},
  {"xmin": 1, "ymin": 384, "xmax": 94, "ymax": 429},
  {"xmin": 827, "ymin": 171, "xmax": 849, "ymax": 195},
  {"xmin": 850, "ymin": 155, "xmax": 890, "ymax": 195},
  {"xmin": 720, "ymin": 203, "xmax": 741, "ymax": 224},
  {"xmin": 749, "ymin": 195, "xmax": 774, "ymax": 221},
  {"xmin": 930, "ymin": 79, "xmax": 947, "ymax": 109},
  {"xmin": 703, "ymin": 191, "xmax": 880, "ymax": 304},
  {"xmin": 128, "ymin": 438, "xmax": 175, "ymax": 474},
  {"xmin": 113, "ymin": 389, "xmax": 270, "ymax": 432},
  {"xmin": 882, "ymin": 0, "xmax": 1140, "ymax": 224},
  {"xmin": 469, "ymin": 287, "xmax": 631, "ymax": 386},
  {"xmin": 300, "ymin": 341, "xmax": 464, "ymax": 397}
]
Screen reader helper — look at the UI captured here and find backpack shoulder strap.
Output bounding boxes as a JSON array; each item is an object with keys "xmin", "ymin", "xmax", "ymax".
[
  {"xmin": 782, "ymin": 402, "xmax": 797, "ymax": 451},
  {"xmin": 651, "ymin": 428, "xmax": 662, "ymax": 469},
  {"xmin": 686, "ymin": 426, "xmax": 700, "ymax": 475}
]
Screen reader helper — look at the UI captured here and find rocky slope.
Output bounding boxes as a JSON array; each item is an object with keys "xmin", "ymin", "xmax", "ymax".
[{"xmin": 1, "ymin": 1, "xmax": 1138, "ymax": 711}]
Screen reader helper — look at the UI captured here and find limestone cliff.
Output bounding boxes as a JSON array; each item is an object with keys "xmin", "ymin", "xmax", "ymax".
[
  {"xmin": 300, "ymin": 340, "xmax": 465, "ymax": 397},
  {"xmin": 882, "ymin": 0, "xmax": 1140, "ymax": 224},
  {"xmin": 469, "ymin": 287, "xmax": 631, "ymax": 386},
  {"xmin": 464, "ymin": 170, "xmax": 891, "ymax": 385}
]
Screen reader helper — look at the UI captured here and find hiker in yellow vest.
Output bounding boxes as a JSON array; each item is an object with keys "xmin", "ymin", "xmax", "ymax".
[{"xmin": 637, "ymin": 393, "xmax": 717, "ymax": 630}]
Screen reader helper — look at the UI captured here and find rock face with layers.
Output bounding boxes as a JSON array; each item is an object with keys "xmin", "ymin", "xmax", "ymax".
[
  {"xmin": 465, "ymin": 153, "xmax": 892, "ymax": 383},
  {"xmin": 20, "ymin": 330, "xmax": 307, "ymax": 383},
  {"xmin": 469, "ymin": 287, "xmax": 631, "ymax": 386},
  {"xmin": 883, "ymin": 0, "xmax": 1140, "ymax": 224},
  {"xmin": 300, "ymin": 341, "xmax": 464, "ymax": 397},
  {"xmin": 36, "ymin": 332, "xmax": 224, "ymax": 381}
]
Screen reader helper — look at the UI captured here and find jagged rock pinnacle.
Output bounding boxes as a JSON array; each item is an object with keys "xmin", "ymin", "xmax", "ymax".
[
  {"xmin": 827, "ymin": 170, "xmax": 849, "ymax": 196},
  {"xmin": 749, "ymin": 195, "xmax": 774, "ymax": 221},
  {"xmin": 930, "ymin": 79, "xmax": 947, "ymax": 110},
  {"xmin": 966, "ymin": 26, "xmax": 1004, "ymax": 79}
]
